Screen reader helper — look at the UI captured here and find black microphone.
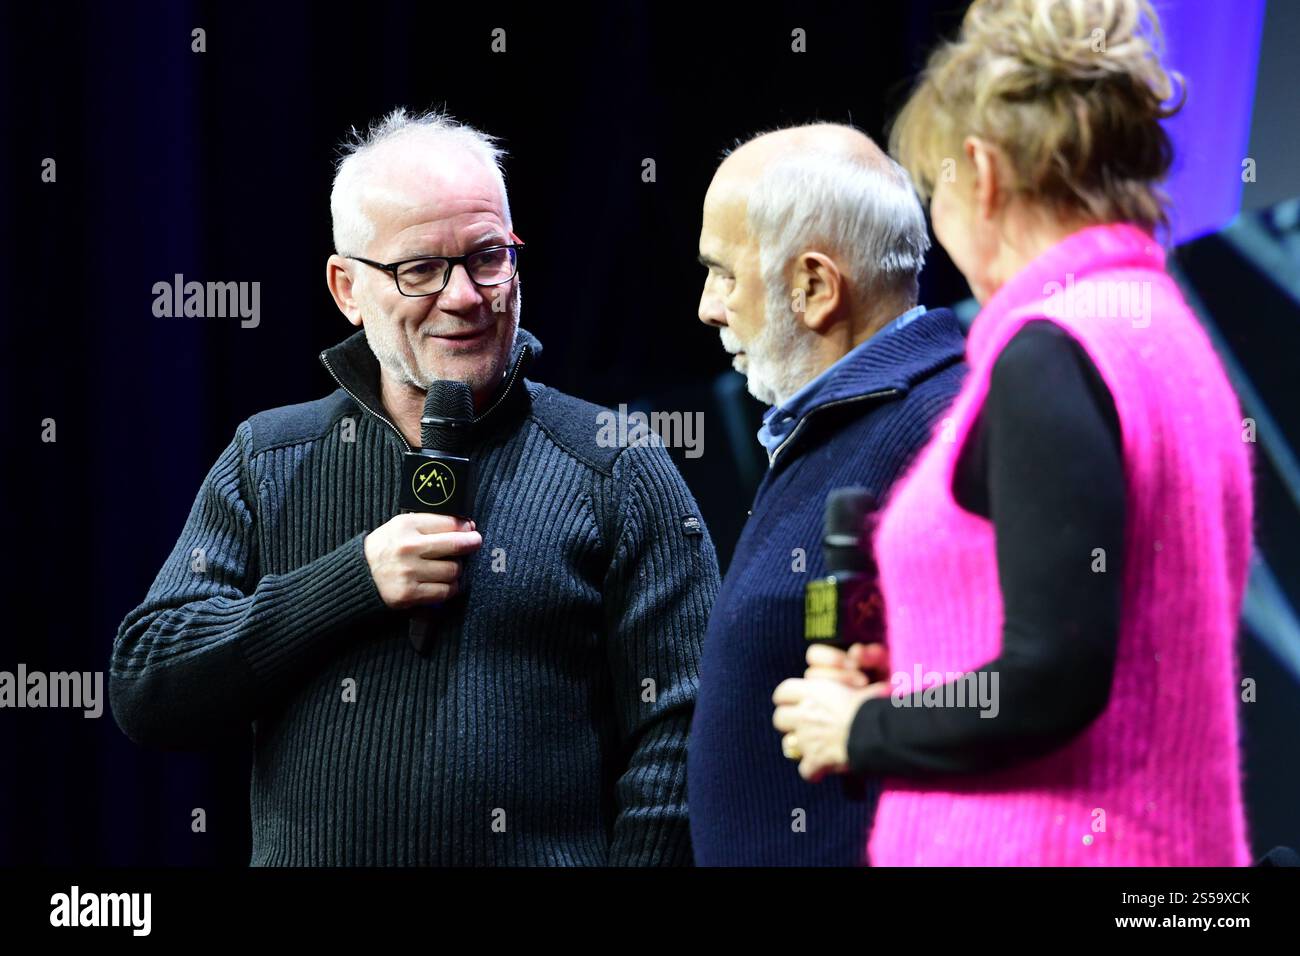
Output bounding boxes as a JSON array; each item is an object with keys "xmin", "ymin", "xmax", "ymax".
[
  {"xmin": 804, "ymin": 487, "xmax": 886, "ymax": 650},
  {"xmin": 804, "ymin": 487, "xmax": 886, "ymax": 802},
  {"xmin": 400, "ymin": 381, "xmax": 475, "ymax": 656}
]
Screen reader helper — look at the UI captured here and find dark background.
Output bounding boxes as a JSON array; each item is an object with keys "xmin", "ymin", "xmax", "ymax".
[{"xmin": 3, "ymin": 0, "xmax": 1297, "ymax": 866}]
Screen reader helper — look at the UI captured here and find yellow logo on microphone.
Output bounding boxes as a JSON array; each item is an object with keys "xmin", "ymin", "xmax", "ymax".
[{"xmin": 412, "ymin": 459, "xmax": 456, "ymax": 508}]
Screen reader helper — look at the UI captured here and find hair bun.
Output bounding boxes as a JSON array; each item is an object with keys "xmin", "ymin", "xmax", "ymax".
[
  {"xmin": 969, "ymin": 0, "xmax": 1181, "ymax": 103},
  {"xmin": 888, "ymin": 0, "xmax": 1186, "ymax": 234}
]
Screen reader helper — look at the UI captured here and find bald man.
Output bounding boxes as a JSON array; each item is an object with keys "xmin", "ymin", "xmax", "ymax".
[
  {"xmin": 111, "ymin": 108, "xmax": 720, "ymax": 866},
  {"xmin": 687, "ymin": 124, "xmax": 967, "ymax": 865}
]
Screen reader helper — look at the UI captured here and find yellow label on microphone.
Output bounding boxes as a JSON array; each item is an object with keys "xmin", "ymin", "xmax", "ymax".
[
  {"xmin": 805, "ymin": 578, "xmax": 839, "ymax": 642},
  {"xmin": 412, "ymin": 459, "xmax": 456, "ymax": 508}
]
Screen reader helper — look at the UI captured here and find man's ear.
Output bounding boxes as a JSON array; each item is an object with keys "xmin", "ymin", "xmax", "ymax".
[
  {"xmin": 791, "ymin": 251, "xmax": 844, "ymax": 332},
  {"xmin": 326, "ymin": 255, "xmax": 364, "ymax": 328},
  {"xmin": 964, "ymin": 136, "xmax": 1002, "ymax": 222}
]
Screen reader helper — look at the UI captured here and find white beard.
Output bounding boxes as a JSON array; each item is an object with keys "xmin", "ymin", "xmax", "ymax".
[
  {"xmin": 737, "ymin": 281, "xmax": 822, "ymax": 407},
  {"xmin": 359, "ymin": 278, "xmax": 522, "ymax": 393}
]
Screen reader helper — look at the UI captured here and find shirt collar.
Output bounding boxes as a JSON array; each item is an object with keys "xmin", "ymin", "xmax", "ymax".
[{"xmin": 756, "ymin": 304, "xmax": 928, "ymax": 458}]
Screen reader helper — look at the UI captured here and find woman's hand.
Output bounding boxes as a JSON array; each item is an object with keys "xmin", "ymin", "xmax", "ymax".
[
  {"xmin": 772, "ymin": 670, "xmax": 891, "ymax": 782},
  {"xmin": 802, "ymin": 642, "xmax": 890, "ymax": 686}
]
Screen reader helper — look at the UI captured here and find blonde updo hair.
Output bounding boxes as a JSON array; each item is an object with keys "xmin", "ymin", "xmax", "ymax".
[{"xmin": 889, "ymin": 0, "xmax": 1185, "ymax": 234}]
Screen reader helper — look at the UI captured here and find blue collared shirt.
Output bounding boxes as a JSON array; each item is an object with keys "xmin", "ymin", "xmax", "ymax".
[{"xmin": 756, "ymin": 304, "xmax": 927, "ymax": 459}]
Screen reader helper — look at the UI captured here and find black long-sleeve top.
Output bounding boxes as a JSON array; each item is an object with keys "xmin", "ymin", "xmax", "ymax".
[{"xmin": 847, "ymin": 320, "xmax": 1126, "ymax": 777}]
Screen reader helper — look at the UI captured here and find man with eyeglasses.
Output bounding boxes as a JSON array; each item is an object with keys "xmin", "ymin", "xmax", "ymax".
[{"xmin": 110, "ymin": 107, "xmax": 720, "ymax": 866}]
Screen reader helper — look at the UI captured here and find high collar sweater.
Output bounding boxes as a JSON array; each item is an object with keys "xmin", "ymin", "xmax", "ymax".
[{"xmin": 110, "ymin": 326, "xmax": 720, "ymax": 865}]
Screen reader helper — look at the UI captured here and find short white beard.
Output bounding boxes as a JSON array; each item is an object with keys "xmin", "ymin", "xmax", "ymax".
[
  {"xmin": 359, "ymin": 278, "xmax": 521, "ymax": 393},
  {"xmin": 742, "ymin": 278, "xmax": 823, "ymax": 407}
]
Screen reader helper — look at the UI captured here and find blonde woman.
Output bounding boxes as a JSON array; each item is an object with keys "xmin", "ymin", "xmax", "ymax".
[{"xmin": 773, "ymin": 0, "xmax": 1254, "ymax": 865}]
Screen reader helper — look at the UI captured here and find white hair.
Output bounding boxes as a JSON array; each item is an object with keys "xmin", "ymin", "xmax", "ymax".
[
  {"xmin": 745, "ymin": 147, "xmax": 930, "ymax": 305},
  {"xmin": 330, "ymin": 106, "xmax": 512, "ymax": 255}
]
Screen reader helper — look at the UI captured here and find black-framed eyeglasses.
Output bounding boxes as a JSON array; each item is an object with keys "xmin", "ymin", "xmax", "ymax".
[{"xmin": 349, "ymin": 242, "xmax": 524, "ymax": 297}]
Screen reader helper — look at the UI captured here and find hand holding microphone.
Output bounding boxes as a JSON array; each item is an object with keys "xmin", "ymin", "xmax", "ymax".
[
  {"xmin": 776, "ymin": 486, "xmax": 892, "ymax": 788},
  {"xmin": 802, "ymin": 485, "xmax": 890, "ymax": 687},
  {"xmin": 379, "ymin": 379, "xmax": 479, "ymax": 655},
  {"xmin": 362, "ymin": 513, "xmax": 481, "ymax": 610},
  {"xmin": 803, "ymin": 642, "xmax": 889, "ymax": 687}
]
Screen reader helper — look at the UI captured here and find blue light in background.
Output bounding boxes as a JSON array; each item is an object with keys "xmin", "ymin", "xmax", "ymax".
[{"xmin": 1159, "ymin": 0, "xmax": 1267, "ymax": 243}]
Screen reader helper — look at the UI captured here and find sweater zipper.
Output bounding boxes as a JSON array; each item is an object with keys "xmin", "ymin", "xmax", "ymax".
[
  {"xmin": 319, "ymin": 343, "xmax": 530, "ymax": 452},
  {"xmin": 320, "ymin": 352, "xmax": 413, "ymax": 451},
  {"xmin": 472, "ymin": 343, "xmax": 529, "ymax": 429},
  {"xmin": 768, "ymin": 387, "xmax": 902, "ymax": 469}
]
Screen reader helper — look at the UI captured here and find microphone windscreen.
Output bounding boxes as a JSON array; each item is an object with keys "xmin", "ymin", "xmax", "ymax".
[
  {"xmin": 823, "ymin": 486, "xmax": 876, "ymax": 574},
  {"xmin": 421, "ymin": 380, "xmax": 475, "ymax": 454}
]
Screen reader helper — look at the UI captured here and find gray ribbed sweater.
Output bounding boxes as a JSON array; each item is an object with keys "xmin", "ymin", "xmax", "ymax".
[{"xmin": 109, "ymin": 327, "xmax": 720, "ymax": 865}]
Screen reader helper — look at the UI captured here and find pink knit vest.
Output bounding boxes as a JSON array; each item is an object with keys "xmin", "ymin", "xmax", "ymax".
[{"xmin": 867, "ymin": 223, "xmax": 1254, "ymax": 866}]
